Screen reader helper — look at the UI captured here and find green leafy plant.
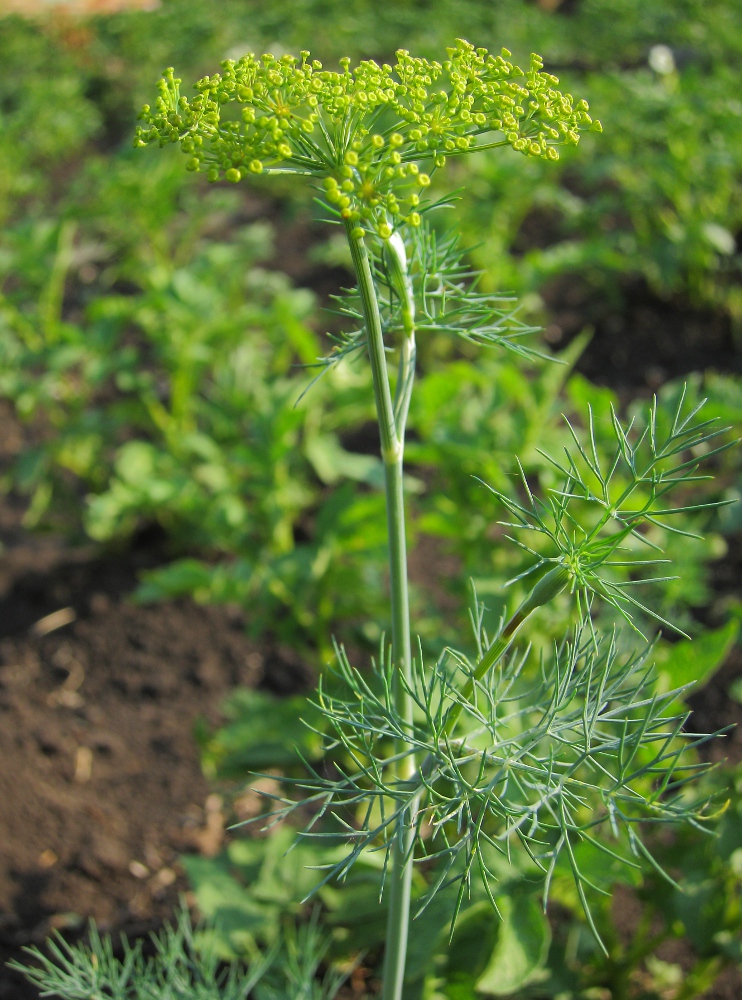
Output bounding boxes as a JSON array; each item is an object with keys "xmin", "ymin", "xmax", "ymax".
[
  {"xmin": 12, "ymin": 35, "xmax": 737, "ymax": 1000},
  {"xmin": 409, "ymin": 365, "xmax": 740, "ymax": 648},
  {"xmin": 0, "ymin": 164, "xmax": 390, "ymax": 652}
]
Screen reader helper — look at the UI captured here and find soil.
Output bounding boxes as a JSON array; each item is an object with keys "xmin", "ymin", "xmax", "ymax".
[
  {"xmin": 543, "ymin": 271, "xmax": 741, "ymax": 390},
  {"xmin": 687, "ymin": 645, "xmax": 742, "ymax": 765},
  {"xmin": 0, "ymin": 537, "xmax": 311, "ymax": 1000}
]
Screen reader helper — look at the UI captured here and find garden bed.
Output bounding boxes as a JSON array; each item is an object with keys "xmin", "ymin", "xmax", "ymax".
[{"xmin": 1, "ymin": 5, "xmax": 741, "ymax": 992}]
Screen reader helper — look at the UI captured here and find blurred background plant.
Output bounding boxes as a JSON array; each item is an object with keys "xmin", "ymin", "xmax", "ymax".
[{"xmin": 1, "ymin": 0, "xmax": 741, "ymax": 997}]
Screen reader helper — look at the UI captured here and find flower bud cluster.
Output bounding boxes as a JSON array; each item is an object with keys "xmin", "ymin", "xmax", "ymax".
[{"xmin": 135, "ymin": 40, "xmax": 600, "ymax": 239}]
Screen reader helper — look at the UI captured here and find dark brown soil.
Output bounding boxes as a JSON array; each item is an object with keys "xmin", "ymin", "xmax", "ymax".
[
  {"xmin": 0, "ymin": 541, "xmax": 310, "ymax": 1000},
  {"xmin": 687, "ymin": 645, "xmax": 742, "ymax": 765},
  {"xmin": 542, "ymin": 272, "xmax": 741, "ymax": 390}
]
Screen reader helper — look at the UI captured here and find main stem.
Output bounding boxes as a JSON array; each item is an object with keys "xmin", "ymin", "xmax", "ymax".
[{"xmin": 345, "ymin": 220, "xmax": 415, "ymax": 1000}]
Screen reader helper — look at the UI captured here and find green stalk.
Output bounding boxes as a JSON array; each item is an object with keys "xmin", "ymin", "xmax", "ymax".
[
  {"xmin": 344, "ymin": 220, "xmax": 415, "ymax": 1000},
  {"xmin": 408, "ymin": 564, "xmax": 572, "ymax": 794},
  {"xmin": 444, "ymin": 564, "xmax": 571, "ymax": 737}
]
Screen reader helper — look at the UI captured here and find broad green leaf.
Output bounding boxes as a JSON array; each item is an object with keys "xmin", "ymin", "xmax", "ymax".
[
  {"xmin": 445, "ymin": 903, "xmax": 499, "ymax": 983},
  {"xmin": 113, "ymin": 439, "xmax": 158, "ymax": 483},
  {"xmin": 183, "ymin": 829, "xmax": 353, "ymax": 958},
  {"xmin": 135, "ymin": 557, "xmax": 217, "ymax": 603},
  {"xmin": 670, "ymin": 874, "xmax": 728, "ymax": 956},
  {"xmin": 305, "ymin": 432, "xmax": 383, "ymax": 487},
  {"xmin": 202, "ymin": 689, "xmax": 324, "ymax": 777},
  {"xmin": 402, "ymin": 892, "xmax": 459, "ymax": 1000},
  {"xmin": 180, "ymin": 854, "xmax": 277, "ymax": 957},
  {"xmin": 554, "ymin": 836, "xmax": 642, "ymax": 893},
  {"xmin": 323, "ymin": 870, "xmax": 390, "ymax": 953},
  {"xmin": 250, "ymin": 827, "xmax": 350, "ymax": 906},
  {"xmin": 655, "ymin": 620, "xmax": 739, "ymax": 702},
  {"xmin": 475, "ymin": 893, "xmax": 551, "ymax": 996}
]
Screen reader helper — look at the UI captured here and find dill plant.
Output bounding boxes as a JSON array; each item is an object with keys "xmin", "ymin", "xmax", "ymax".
[{"xmin": 14, "ymin": 39, "xmax": 731, "ymax": 1000}]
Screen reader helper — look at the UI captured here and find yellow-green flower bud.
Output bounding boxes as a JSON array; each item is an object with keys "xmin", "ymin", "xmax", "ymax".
[
  {"xmin": 225, "ymin": 167, "xmax": 241, "ymax": 182},
  {"xmin": 140, "ymin": 43, "xmax": 600, "ymax": 222},
  {"xmin": 418, "ymin": 173, "xmax": 431, "ymax": 187},
  {"xmin": 516, "ymin": 565, "xmax": 571, "ymax": 618}
]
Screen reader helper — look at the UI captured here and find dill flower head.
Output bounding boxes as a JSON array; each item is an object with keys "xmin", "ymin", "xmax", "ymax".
[{"xmin": 136, "ymin": 39, "xmax": 601, "ymax": 239}]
